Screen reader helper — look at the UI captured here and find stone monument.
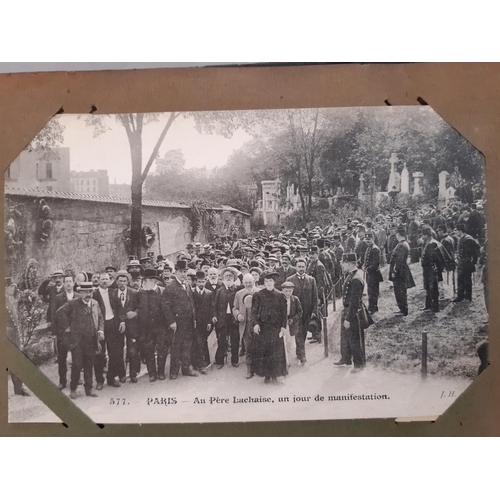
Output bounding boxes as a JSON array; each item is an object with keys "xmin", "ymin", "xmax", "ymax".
[
  {"xmin": 413, "ymin": 172, "xmax": 424, "ymax": 196},
  {"xmin": 387, "ymin": 153, "xmax": 401, "ymax": 191},
  {"xmin": 401, "ymin": 163, "xmax": 410, "ymax": 194}
]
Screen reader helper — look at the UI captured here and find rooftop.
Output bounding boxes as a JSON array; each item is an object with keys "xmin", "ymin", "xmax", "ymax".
[{"xmin": 4, "ymin": 185, "xmax": 250, "ymax": 216}]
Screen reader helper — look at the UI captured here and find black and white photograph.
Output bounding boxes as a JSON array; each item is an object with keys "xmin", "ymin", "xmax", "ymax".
[{"xmin": 5, "ymin": 106, "xmax": 489, "ymax": 424}]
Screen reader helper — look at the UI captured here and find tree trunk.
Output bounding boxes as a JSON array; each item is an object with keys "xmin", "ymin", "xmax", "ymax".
[{"xmin": 129, "ymin": 133, "xmax": 143, "ymax": 258}]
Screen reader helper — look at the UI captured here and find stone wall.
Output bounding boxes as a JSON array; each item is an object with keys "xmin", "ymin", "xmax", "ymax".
[{"xmin": 5, "ymin": 193, "xmax": 250, "ymax": 283}]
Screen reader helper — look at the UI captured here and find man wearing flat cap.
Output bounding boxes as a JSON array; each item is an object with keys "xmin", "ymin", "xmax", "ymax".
[
  {"xmin": 56, "ymin": 282, "xmax": 104, "ymax": 399},
  {"xmin": 162, "ymin": 259, "xmax": 198, "ymax": 379}
]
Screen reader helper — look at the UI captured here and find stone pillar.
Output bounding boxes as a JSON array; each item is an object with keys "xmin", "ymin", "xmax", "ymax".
[
  {"xmin": 401, "ymin": 163, "xmax": 410, "ymax": 193},
  {"xmin": 413, "ymin": 172, "xmax": 424, "ymax": 196}
]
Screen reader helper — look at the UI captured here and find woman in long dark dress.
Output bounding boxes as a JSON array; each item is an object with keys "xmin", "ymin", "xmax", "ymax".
[{"xmin": 251, "ymin": 271, "xmax": 288, "ymax": 384}]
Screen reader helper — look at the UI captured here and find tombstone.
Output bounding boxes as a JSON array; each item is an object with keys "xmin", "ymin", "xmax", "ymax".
[
  {"xmin": 413, "ymin": 172, "xmax": 424, "ymax": 196},
  {"xmin": 438, "ymin": 171, "xmax": 449, "ymax": 198},
  {"xmin": 401, "ymin": 163, "xmax": 410, "ymax": 194},
  {"xmin": 387, "ymin": 152, "xmax": 398, "ymax": 191}
]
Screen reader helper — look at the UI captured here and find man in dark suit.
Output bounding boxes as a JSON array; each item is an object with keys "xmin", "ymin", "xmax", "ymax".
[
  {"xmin": 56, "ymin": 282, "xmax": 104, "ymax": 399},
  {"xmin": 52, "ymin": 274, "xmax": 78, "ymax": 389},
  {"xmin": 212, "ymin": 267, "xmax": 240, "ymax": 368},
  {"xmin": 115, "ymin": 270, "xmax": 141, "ymax": 382},
  {"xmin": 363, "ymin": 232, "xmax": 383, "ymax": 313},
  {"xmin": 306, "ymin": 247, "xmax": 329, "ymax": 342},
  {"xmin": 162, "ymin": 259, "xmax": 198, "ymax": 379},
  {"xmin": 465, "ymin": 203, "xmax": 485, "ymax": 242},
  {"xmin": 288, "ymin": 258, "xmax": 318, "ymax": 365},
  {"xmin": 389, "ymin": 227, "xmax": 416, "ymax": 316},
  {"xmin": 138, "ymin": 268, "xmax": 168, "ymax": 381},
  {"xmin": 191, "ymin": 271, "xmax": 213, "ymax": 373},
  {"xmin": 93, "ymin": 271, "xmax": 124, "ymax": 388},
  {"xmin": 275, "ymin": 254, "xmax": 296, "ymax": 290}
]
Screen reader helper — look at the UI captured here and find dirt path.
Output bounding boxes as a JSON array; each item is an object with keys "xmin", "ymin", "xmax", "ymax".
[{"xmin": 9, "ymin": 296, "xmax": 474, "ymax": 424}]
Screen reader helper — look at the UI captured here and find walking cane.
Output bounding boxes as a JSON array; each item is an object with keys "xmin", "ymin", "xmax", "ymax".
[
  {"xmin": 357, "ymin": 311, "xmax": 366, "ymax": 367},
  {"xmin": 447, "ymin": 271, "xmax": 449, "ymax": 286},
  {"xmin": 452, "ymin": 270, "xmax": 456, "ymax": 295}
]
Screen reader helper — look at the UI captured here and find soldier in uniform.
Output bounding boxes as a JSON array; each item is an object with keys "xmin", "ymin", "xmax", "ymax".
[
  {"xmin": 389, "ymin": 226, "xmax": 415, "ymax": 316},
  {"xmin": 251, "ymin": 271, "xmax": 288, "ymax": 384},
  {"xmin": 452, "ymin": 223, "xmax": 481, "ymax": 303},
  {"xmin": 363, "ymin": 232, "xmax": 383, "ymax": 314},
  {"xmin": 334, "ymin": 253, "xmax": 366, "ymax": 372}
]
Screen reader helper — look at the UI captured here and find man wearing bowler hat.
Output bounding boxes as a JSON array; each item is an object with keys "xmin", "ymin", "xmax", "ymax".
[
  {"xmin": 56, "ymin": 282, "xmax": 104, "ymax": 399},
  {"xmin": 162, "ymin": 259, "xmax": 198, "ymax": 379}
]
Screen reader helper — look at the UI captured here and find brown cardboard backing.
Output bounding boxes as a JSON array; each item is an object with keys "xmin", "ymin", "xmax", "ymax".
[{"xmin": 1, "ymin": 62, "xmax": 499, "ymax": 436}]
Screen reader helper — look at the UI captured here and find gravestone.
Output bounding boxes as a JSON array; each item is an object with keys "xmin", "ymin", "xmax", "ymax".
[{"xmin": 401, "ymin": 163, "xmax": 410, "ymax": 194}]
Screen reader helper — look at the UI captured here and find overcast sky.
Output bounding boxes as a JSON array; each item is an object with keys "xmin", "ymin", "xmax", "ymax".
[{"xmin": 60, "ymin": 113, "xmax": 252, "ymax": 184}]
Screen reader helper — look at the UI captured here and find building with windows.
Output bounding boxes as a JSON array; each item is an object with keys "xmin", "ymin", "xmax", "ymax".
[
  {"xmin": 5, "ymin": 147, "xmax": 71, "ymax": 192},
  {"xmin": 70, "ymin": 169, "xmax": 109, "ymax": 196}
]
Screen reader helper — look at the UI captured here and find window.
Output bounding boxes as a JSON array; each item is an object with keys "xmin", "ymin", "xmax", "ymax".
[
  {"xmin": 5, "ymin": 166, "xmax": 10, "ymax": 179},
  {"xmin": 46, "ymin": 163, "xmax": 53, "ymax": 179}
]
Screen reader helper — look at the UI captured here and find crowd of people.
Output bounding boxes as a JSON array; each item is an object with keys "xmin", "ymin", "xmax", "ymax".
[{"xmin": 7, "ymin": 197, "xmax": 487, "ymax": 400}]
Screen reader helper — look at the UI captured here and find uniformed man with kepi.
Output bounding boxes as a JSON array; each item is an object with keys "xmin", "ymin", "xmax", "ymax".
[
  {"xmin": 334, "ymin": 253, "xmax": 366, "ymax": 372},
  {"xmin": 389, "ymin": 226, "xmax": 415, "ymax": 316}
]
